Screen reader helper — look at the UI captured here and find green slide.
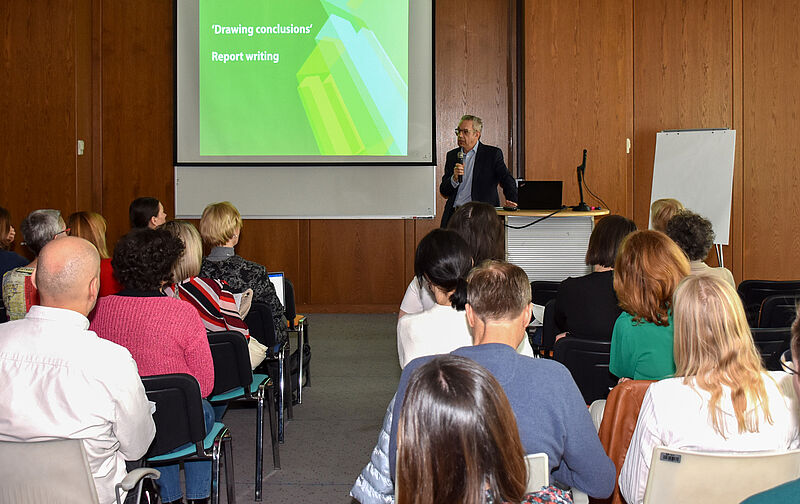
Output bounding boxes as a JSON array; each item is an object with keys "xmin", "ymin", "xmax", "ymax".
[{"xmin": 199, "ymin": 0, "xmax": 409, "ymax": 156}]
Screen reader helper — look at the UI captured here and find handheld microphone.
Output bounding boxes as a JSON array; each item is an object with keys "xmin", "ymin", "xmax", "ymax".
[{"xmin": 457, "ymin": 151, "xmax": 464, "ymax": 183}]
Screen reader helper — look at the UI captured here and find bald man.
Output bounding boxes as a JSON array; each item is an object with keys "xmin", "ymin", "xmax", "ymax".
[{"xmin": 0, "ymin": 236, "xmax": 156, "ymax": 504}]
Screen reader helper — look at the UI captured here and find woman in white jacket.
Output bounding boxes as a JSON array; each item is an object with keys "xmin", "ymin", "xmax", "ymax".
[{"xmin": 619, "ymin": 274, "xmax": 800, "ymax": 504}]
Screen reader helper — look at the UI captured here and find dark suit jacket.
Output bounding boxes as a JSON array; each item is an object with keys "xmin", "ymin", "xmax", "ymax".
[{"xmin": 438, "ymin": 143, "xmax": 518, "ymax": 227}]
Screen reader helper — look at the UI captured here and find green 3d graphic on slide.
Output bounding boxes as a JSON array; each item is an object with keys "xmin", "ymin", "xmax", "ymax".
[{"xmin": 199, "ymin": 0, "xmax": 409, "ymax": 156}]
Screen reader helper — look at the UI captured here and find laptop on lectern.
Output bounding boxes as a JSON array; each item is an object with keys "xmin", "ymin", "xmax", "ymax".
[{"xmin": 516, "ymin": 181, "xmax": 563, "ymax": 210}]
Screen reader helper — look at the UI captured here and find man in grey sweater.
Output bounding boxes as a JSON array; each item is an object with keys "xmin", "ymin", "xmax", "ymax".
[{"xmin": 352, "ymin": 261, "xmax": 615, "ymax": 502}]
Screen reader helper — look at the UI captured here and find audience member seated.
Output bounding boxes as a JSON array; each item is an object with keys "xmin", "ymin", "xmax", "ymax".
[
  {"xmin": 129, "ymin": 196, "xmax": 167, "ymax": 229},
  {"xmin": 351, "ymin": 261, "xmax": 616, "ymax": 503},
  {"xmin": 665, "ymin": 210, "xmax": 735, "ymax": 287},
  {"xmin": 397, "ymin": 229, "xmax": 472, "ymax": 368},
  {"xmin": 741, "ymin": 308, "xmax": 800, "ymax": 503},
  {"xmin": 619, "ymin": 275, "xmax": 800, "ymax": 504},
  {"xmin": 89, "ymin": 228, "xmax": 215, "ymax": 504},
  {"xmin": 163, "ymin": 220, "xmax": 266, "ymax": 369},
  {"xmin": 0, "ymin": 206, "xmax": 27, "ymax": 280},
  {"xmin": 610, "ymin": 230, "xmax": 689, "ymax": 380},
  {"xmin": 198, "ymin": 201, "xmax": 288, "ymax": 346},
  {"xmin": 2, "ymin": 209, "xmax": 67, "ymax": 320},
  {"xmin": 67, "ymin": 211, "xmax": 123, "ymax": 296},
  {"xmin": 399, "ymin": 201, "xmax": 503, "ymax": 318},
  {"xmin": 649, "ymin": 197, "xmax": 684, "ymax": 233},
  {"xmin": 549, "ymin": 215, "xmax": 637, "ymax": 347},
  {"xmin": 0, "ymin": 236, "xmax": 155, "ymax": 504},
  {"xmin": 395, "ymin": 355, "xmax": 572, "ymax": 504}
]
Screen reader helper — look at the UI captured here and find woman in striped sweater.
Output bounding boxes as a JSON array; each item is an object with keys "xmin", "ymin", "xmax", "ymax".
[{"xmin": 163, "ymin": 220, "xmax": 265, "ymax": 369}]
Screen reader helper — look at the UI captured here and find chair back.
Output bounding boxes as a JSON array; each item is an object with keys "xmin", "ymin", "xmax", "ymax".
[
  {"xmin": 531, "ymin": 280, "xmax": 561, "ymax": 307},
  {"xmin": 738, "ymin": 280, "xmax": 800, "ymax": 326},
  {"xmin": 244, "ymin": 302, "xmax": 279, "ymax": 347},
  {"xmin": 590, "ymin": 380, "xmax": 654, "ymax": 504},
  {"xmin": 0, "ymin": 438, "xmax": 98, "ymax": 504},
  {"xmin": 751, "ymin": 327, "xmax": 792, "ymax": 371},
  {"xmin": 524, "ymin": 453, "xmax": 550, "ymax": 493},
  {"xmin": 643, "ymin": 447, "xmax": 800, "ymax": 504},
  {"xmin": 208, "ymin": 331, "xmax": 254, "ymax": 397},
  {"xmin": 553, "ymin": 337, "xmax": 617, "ymax": 404},
  {"xmin": 141, "ymin": 374, "xmax": 207, "ymax": 457},
  {"xmin": 758, "ymin": 295, "xmax": 799, "ymax": 328},
  {"xmin": 284, "ymin": 279, "xmax": 297, "ymax": 329}
]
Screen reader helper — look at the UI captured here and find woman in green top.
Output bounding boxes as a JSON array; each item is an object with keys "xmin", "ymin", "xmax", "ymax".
[{"xmin": 609, "ymin": 230, "xmax": 689, "ymax": 380}]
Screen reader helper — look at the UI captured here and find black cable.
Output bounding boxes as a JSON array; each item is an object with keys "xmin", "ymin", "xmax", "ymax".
[
  {"xmin": 504, "ymin": 208, "xmax": 565, "ymax": 229},
  {"xmin": 582, "ymin": 175, "xmax": 610, "ymax": 211}
]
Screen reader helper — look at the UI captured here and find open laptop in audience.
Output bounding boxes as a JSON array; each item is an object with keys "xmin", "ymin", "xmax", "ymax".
[{"xmin": 269, "ymin": 272, "xmax": 286, "ymax": 307}]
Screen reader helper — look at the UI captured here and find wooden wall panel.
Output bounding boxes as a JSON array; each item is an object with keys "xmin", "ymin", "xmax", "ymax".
[
  {"xmin": 308, "ymin": 220, "xmax": 407, "ymax": 309},
  {"xmin": 632, "ymin": 0, "xmax": 736, "ymax": 272},
  {"xmin": 236, "ymin": 220, "xmax": 304, "ymax": 301},
  {"xmin": 0, "ymin": 0, "xmax": 78, "ymax": 254},
  {"xmin": 742, "ymin": 0, "xmax": 800, "ymax": 279},
  {"xmin": 99, "ymin": 0, "xmax": 174, "ymax": 249},
  {"xmin": 524, "ymin": 0, "xmax": 633, "ymax": 217}
]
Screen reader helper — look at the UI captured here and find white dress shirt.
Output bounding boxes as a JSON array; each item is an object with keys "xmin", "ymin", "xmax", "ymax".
[
  {"xmin": 0, "ymin": 305, "xmax": 156, "ymax": 504},
  {"xmin": 619, "ymin": 374, "xmax": 800, "ymax": 504}
]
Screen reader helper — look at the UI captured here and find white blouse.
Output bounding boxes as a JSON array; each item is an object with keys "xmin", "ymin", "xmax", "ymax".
[
  {"xmin": 397, "ymin": 304, "xmax": 472, "ymax": 368},
  {"xmin": 398, "ymin": 277, "xmax": 436, "ymax": 315},
  {"xmin": 619, "ymin": 373, "xmax": 800, "ymax": 504}
]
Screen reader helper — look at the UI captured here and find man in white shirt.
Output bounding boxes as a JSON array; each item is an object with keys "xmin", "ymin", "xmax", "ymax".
[{"xmin": 0, "ymin": 236, "xmax": 156, "ymax": 504}]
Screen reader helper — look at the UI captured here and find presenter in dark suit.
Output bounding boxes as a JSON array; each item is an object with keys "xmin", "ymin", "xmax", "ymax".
[{"xmin": 439, "ymin": 115, "xmax": 518, "ymax": 227}]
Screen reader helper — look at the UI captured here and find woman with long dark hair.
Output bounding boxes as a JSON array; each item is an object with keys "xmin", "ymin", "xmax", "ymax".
[{"xmin": 397, "ymin": 229, "xmax": 472, "ymax": 368}]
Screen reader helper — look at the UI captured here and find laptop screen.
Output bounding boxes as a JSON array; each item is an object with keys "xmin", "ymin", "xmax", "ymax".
[
  {"xmin": 268, "ymin": 272, "xmax": 285, "ymax": 306},
  {"xmin": 516, "ymin": 180, "xmax": 563, "ymax": 210}
]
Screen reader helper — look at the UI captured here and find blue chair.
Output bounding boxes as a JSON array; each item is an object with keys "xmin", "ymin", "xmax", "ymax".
[
  {"xmin": 207, "ymin": 331, "xmax": 279, "ymax": 501},
  {"xmin": 141, "ymin": 374, "xmax": 234, "ymax": 504}
]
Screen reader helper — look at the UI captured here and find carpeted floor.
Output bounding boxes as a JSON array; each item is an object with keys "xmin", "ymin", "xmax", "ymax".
[{"xmin": 219, "ymin": 313, "xmax": 401, "ymax": 503}]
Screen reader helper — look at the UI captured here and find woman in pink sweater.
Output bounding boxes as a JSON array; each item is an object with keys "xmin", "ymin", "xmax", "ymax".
[{"xmin": 90, "ymin": 228, "xmax": 214, "ymax": 504}]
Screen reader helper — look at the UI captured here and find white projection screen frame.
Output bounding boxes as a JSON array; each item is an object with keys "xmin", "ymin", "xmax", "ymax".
[{"xmin": 174, "ymin": 0, "xmax": 436, "ymax": 219}]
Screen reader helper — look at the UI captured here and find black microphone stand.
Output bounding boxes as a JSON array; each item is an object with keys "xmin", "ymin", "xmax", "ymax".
[{"xmin": 572, "ymin": 149, "xmax": 590, "ymax": 212}]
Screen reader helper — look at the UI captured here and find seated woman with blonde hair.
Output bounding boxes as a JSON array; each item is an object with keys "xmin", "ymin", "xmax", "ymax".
[
  {"xmin": 609, "ymin": 230, "xmax": 690, "ymax": 381},
  {"xmin": 649, "ymin": 198, "xmax": 684, "ymax": 233},
  {"xmin": 619, "ymin": 275, "xmax": 800, "ymax": 504},
  {"xmin": 198, "ymin": 202, "xmax": 288, "ymax": 348},
  {"xmin": 67, "ymin": 211, "xmax": 123, "ymax": 296},
  {"xmin": 396, "ymin": 354, "xmax": 572, "ymax": 504}
]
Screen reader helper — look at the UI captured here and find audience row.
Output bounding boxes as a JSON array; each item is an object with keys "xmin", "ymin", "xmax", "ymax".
[{"xmin": 0, "ymin": 198, "xmax": 286, "ymax": 504}]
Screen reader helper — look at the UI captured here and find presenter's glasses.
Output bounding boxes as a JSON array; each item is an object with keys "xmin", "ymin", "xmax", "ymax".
[{"xmin": 454, "ymin": 128, "xmax": 474, "ymax": 136}]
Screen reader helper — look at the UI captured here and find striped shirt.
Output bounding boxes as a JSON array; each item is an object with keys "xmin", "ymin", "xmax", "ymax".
[{"xmin": 164, "ymin": 277, "xmax": 250, "ymax": 339}]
